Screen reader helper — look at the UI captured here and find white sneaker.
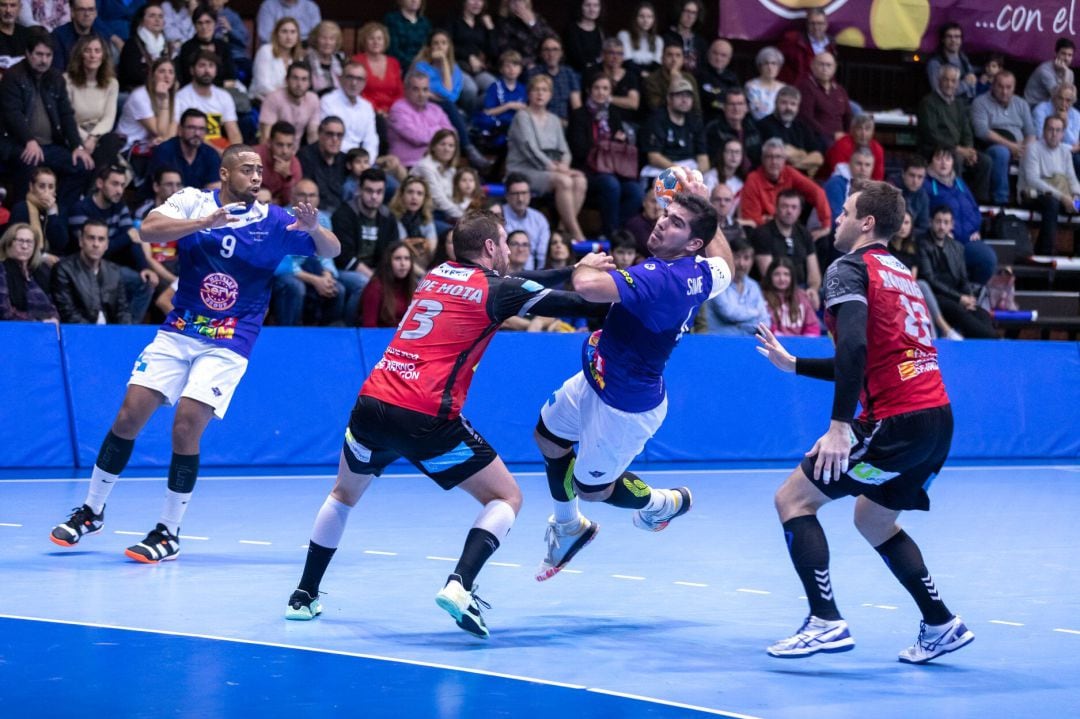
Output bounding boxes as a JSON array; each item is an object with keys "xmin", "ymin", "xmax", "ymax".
[
  {"xmin": 535, "ymin": 515, "xmax": 599, "ymax": 582},
  {"xmin": 767, "ymin": 615, "xmax": 856, "ymax": 658},
  {"xmin": 898, "ymin": 616, "xmax": 975, "ymax": 664},
  {"xmin": 435, "ymin": 574, "xmax": 491, "ymax": 639},
  {"xmin": 632, "ymin": 487, "xmax": 692, "ymax": 531}
]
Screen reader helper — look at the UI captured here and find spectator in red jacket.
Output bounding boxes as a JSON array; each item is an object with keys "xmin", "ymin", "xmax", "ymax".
[
  {"xmin": 777, "ymin": 8, "xmax": 837, "ymax": 86},
  {"xmin": 796, "ymin": 51, "xmax": 852, "ymax": 147},
  {"xmin": 824, "ymin": 114, "xmax": 886, "ymax": 181},
  {"xmin": 740, "ymin": 138, "xmax": 831, "ymax": 234}
]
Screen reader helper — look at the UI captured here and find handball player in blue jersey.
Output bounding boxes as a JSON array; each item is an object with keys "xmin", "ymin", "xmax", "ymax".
[
  {"xmin": 534, "ymin": 175, "xmax": 735, "ymax": 581},
  {"xmin": 50, "ymin": 144, "xmax": 340, "ymax": 563}
]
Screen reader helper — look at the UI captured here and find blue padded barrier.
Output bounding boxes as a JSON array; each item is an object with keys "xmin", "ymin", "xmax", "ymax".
[{"xmin": 0, "ymin": 322, "xmax": 73, "ymax": 468}]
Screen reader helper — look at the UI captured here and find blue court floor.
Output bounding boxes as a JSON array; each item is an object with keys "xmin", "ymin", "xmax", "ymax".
[{"xmin": 1, "ymin": 464, "xmax": 1078, "ymax": 719}]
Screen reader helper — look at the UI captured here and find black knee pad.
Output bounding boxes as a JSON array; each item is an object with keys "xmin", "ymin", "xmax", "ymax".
[
  {"xmin": 535, "ymin": 416, "xmax": 574, "ymax": 449},
  {"xmin": 572, "ymin": 477, "xmax": 612, "ymax": 495}
]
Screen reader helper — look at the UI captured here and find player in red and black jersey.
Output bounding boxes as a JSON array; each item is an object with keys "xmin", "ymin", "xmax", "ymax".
[
  {"xmin": 284, "ymin": 209, "xmax": 612, "ymax": 639},
  {"xmin": 756, "ymin": 182, "xmax": 975, "ymax": 665}
]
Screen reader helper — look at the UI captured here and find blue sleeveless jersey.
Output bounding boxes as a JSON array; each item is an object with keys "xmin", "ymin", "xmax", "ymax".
[{"xmin": 153, "ymin": 188, "xmax": 315, "ymax": 358}]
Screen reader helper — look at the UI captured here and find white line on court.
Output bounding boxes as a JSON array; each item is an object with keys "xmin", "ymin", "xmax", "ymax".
[
  {"xmin": 560, "ymin": 569, "xmax": 583, "ymax": 574},
  {"xmin": 179, "ymin": 535, "xmax": 209, "ymax": 541},
  {"xmin": 0, "ymin": 614, "xmax": 761, "ymax": 717},
  {"xmin": 113, "ymin": 530, "xmax": 143, "ymax": 536},
  {"xmin": 0, "ymin": 522, "xmax": 23, "ymax": 527},
  {"xmin": 238, "ymin": 540, "xmax": 271, "ymax": 546},
  {"xmin": 736, "ymin": 588, "xmax": 770, "ymax": 595},
  {"xmin": 488, "ymin": 561, "xmax": 521, "ymax": 567},
  {"xmin": 1053, "ymin": 628, "xmax": 1080, "ymax": 635},
  {"xmin": 425, "ymin": 555, "xmax": 456, "ymax": 562},
  {"xmin": 611, "ymin": 574, "xmax": 645, "ymax": 581},
  {"xmin": 363, "ymin": 550, "xmax": 398, "ymax": 556},
  {"xmin": 674, "ymin": 581, "xmax": 709, "ymax": 588},
  {"xmin": 989, "ymin": 620, "xmax": 1025, "ymax": 626}
]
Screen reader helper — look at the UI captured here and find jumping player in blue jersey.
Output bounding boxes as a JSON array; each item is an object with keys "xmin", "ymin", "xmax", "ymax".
[
  {"xmin": 534, "ymin": 178, "xmax": 734, "ymax": 581},
  {"xmin": 50, "ymin": 144, "xmax": 340, "ymax": 563}
]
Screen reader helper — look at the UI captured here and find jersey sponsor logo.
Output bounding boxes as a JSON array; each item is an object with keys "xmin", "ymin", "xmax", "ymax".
[
  {"xmin": 898, "ymin": 357, "xmax": 940, "ymax": 381},
  {"xmin": 616, "ymin": 269, "xmax": 635, "ymax": 287},
  {"xmin": 848, "ymin": 462, "xmax": 900, "ymax": 485},
  {"xmin": 200, "ymin": 272, "xmax": 239, "ymax": 310},
  {"xmin": 430, "ymin": 263, "xmax": 476, "ymax": 281},
  {"xmin": 344, "ymin": 427, "xmax": 373, "ymax": 463},
  {"xmin": 373, "ymin": 356, "xmax": 421, "ymax": 381},
  {"xmin": 171, "ymin": 311, "xmax": 237, "ymax": 339},
  {"xmin": 521, "ymin": 279, "xmax": 543, "ymax": 292},
  {"xmin": 586, "ymin": 330, "xmax": 606, "ymax": 389},
  {"xmin": 874, "ymin": 253, "xmax": 911, "ymax": 274}
]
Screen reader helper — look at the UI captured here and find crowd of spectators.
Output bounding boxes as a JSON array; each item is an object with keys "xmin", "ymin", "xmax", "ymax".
[{"xmin": 0, "ymin": 0, "xmax": 1073, "ymax": 337}]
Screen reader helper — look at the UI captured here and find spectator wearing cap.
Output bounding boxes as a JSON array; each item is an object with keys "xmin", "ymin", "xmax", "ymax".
[
  {"xmin": 640, "ymin": 75, "xmax": 709, "ymax": 179},
  {"xmin": 643, "ymin": 43, "xmax": 699, "ymax": 113}
]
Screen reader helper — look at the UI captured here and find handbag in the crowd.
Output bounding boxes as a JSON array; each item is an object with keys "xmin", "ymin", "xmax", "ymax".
[{"xmin": 586, "ymin": 123, "xmax": 639, "ymax": 180}]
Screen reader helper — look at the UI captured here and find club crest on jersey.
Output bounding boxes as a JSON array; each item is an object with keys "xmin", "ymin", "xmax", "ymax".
[{"xmin": 200, "ymin": 272, "xmax": 239, "ymax": 310}]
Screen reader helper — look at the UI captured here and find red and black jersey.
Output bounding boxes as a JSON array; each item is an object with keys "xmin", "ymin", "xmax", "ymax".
[
  {"xmin": 361, "ymin": 262, "xmax": 594, "ymax": 419},
  {"xmin": 824, "ymin": 247, "xmax": 949, "ymax": 421}
]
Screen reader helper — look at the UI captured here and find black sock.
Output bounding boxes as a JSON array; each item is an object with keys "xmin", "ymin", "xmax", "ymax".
[
  {"xmin": 298, "ymin": 540, "xmax": 337, "ymax": 596},
  {"xmin": 875, "ymin": 530, "xmax": 952, "ymax": 625},
  {"xmin": 601, "ymin": 471, "xmax": 652, "ymax": 509},
  {"xmin": 452, "ymin": 528, "xmax": 500, "ymax": 591},
  {"xmin": 167, "ymin": 452, "xmax": 199, "ymax": 493},
  {"xmin": 783, "ymin": 515, "xmax": 842, "ymax": 621},
  {"xmin": 544, "ymin": 451, "xmax": 576, "ymax": 502},
  {"xmin": 96, "ymin": 430, "xmax": 135, "ymax": 474}
]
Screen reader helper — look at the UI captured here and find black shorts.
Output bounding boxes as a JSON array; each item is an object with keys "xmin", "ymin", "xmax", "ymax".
[
  {"xmin": 341, "ymin": 395, "xmax": 498, "ymax": 490},
  {"xmin": 800, "ymin": 404, "xmax": 953, "ymax": 511}
]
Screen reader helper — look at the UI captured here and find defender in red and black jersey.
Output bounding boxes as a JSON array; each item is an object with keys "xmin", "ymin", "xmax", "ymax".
[
  {"xmin": 285, "ymin": 210, "xmax": 612, "ymax": 639},
  {"xmin": 757, "ymin": 183, "xmax": 974, "ymax": 665}
]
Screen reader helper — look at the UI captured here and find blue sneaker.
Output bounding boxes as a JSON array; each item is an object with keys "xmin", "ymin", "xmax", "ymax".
[
  {"xmin": 898, "ymin": 616, "xmax": 975, "ymax": 664},
  {"xmin": 285, "ymin": 589, "xmax": 323, "ymax": 620},
  {"xmin": 768, "ymin": 615, "xmax": 855, "ymax": 658}
]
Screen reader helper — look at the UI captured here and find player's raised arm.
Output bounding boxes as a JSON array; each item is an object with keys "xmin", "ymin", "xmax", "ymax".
[
  {"xmin": 139, "ymin": 200, "xmax": 244, "ymax": 244},
  {"xmin": 571, "ymin": 252, "xmax": 621, "ymax": 303},
  {"xmin": 288, "ymin": 201, "xmax": 341, "ymax": 259}
]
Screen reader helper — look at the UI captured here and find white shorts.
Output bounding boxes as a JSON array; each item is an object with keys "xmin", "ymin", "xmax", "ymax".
[
  {"xmin": 539, "ymin": 371, "xmax": 667, "ymax": 486},
  {"xmin": 127, "ymin": 330, "xmax": 249, "ymax": 419}
]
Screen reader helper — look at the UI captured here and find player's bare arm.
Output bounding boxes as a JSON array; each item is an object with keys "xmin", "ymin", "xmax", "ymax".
[
  {"xmin": 571, "ymin": 252, "xmax": 620, "ymax": 303},
  {"xmin": 288, "ymin": 201, "xmax": 341, "ymax": 259},
  {"xmin": 139, "ymin": 203, "xmax": 245, "ymax": 244}
]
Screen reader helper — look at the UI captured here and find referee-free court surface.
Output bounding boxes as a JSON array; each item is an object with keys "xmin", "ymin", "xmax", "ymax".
[{"xmin": 1, "ymin": 464, "xmax": 1078, "ymax": 719}]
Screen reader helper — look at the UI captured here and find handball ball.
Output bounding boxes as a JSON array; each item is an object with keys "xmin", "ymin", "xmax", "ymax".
[{"xmin": 654, "ymin": 167, "xmax": 703, "ymax": 208}]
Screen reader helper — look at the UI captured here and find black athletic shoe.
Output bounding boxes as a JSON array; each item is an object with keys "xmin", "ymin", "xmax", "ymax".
[
  {"xmin": 50, "ymin": 505, "xmax": 104, "ymax": 547},
  {"xmin": 124, "ymin": 523, "xmax": 180, "ymax": 563},
  {"xmin": 285, "ymin": 589, "xmax": 324, "ymax": 620}
]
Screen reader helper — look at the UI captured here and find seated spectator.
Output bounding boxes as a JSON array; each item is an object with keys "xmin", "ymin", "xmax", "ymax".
[
  {"xmin": 331, "ymin": 166, "xmax": 397, "ymax": 321},
  {"xmin": 340, "ymin": 147, "xmax": 372, "ymax": 206},
  {"xmin": 761, "ymin": 256, "xmax": 819, "ymax": 336},
  {"xmin": 705, "ymin": 87, "xmax": 761, "ymax": 169},
  {"xmin": 703, "ymin": 235, "xmax": 767, "ymax": 335},
  {"xmin": 1023, "ymin": 37, "xmax": 1074, "ymax": 106},
  {"xmin": 777, "ymin": 8, "xmax": 837, "ymax": 86},
  {"xmin": 10, "ymin": 167, "xmax": 70, "ymax": 262},
  {"xmin": 495, "ymin": 0, "xmax": 553, "ymax": 68},
  {"xmin": 473, "ymin": 49, "xmax": 526, "ymax": 151},
  {"xmin": 255, "ymin": 121, "xmax": 301, "ymax": 206},
  {"xmin": 161, "ymin": 0, "xmax": 195, "ymax": 57},
  {"xmin": 1019, "ymin": 115, "xmax": 1080, "ymax": 255},
  {"xmin": 751, "ymin": 188, "xmax": 822, "ymax": 309},
  {"xmin": 917, "ymin": 64, "xmax": 992, "ymax": 203},
  {"xmin": 174, "ymin": 50, "xmax": 242, "ymax": 148},
  {"xmin": 65, "ymin": 35, "xmax": 122, "ymax": 168},
  {"xmin": 500, "ymin": 173, "xmax": 550, "ymax": 269},
  {"xmin": 353, "ymin": 22, "xmax": 403, "ymax": 115},
  {"xmin": 50, "ymin": 0, "xmax": 108, "ymax": 72},
  {"xmin": 707, "ymin": 138, "xmax": 746, "ymax": 214},
  {"xmin": 390, "ymin": 175, "xmax": 438, "ymax": 274},
  {"xmin": 0, "ymin": 223, "xmax": 58, "ymax": 323},
  {"xmin": 624, "ymin": 189, "xmax": 658, "ymax": 255},
  {"xmin": 384, "ymin": 0, "xmax": 432, "ymax": 72},
  {"xmin": 923, "ymin": 145, "xmax": 998, "ymax": 284},
  {"xmin": 757, "ymin": 84, "xmax": 824, "ymax": 177},
  {"xmin": 796, "ymin": 51, "xmax": 850, "ymax": 146},
  {"xmin": 745, "ymin": 46, "xmax": 785, "ymax": 121},
  {"xmin": 697, "ymin": 38, "xmax": 739, "ymax": 123},
  {"xmin": 448, "ymin": 0, "xmax": 498, "ymax": 112},
  {"xmin": 506, "ymin": 74, "xmax": 588, "ymax": 239},
  {"xmin": 304, "ymin": 21, "xmax": 345, "ymax": 96},
  {"xmin": 413, "ymin": 129, "xmax": 462, "ymax": 235},
  {"xmin": 971, "ymin": 70, "xmax": 1036, "ymax": 205},
  {"xmin": 299, "ymin": 116, "xmax": 347, "ymax": 212},
  {"xmin": 453, "ymin": 166, "xmax": 486, "ymax": 215},
  {"xmin": 896, "ymin": 154, "xmax": 931, "ymax": 237},
  {"xmin": 359, "ymin": 240, "xmax": 415, "ymax": 327},
  {"xmin": 256, "ymin": 0, "xmax": 320, "ymax": 44},
  {"xmin": 527, "ymin": 35, "xmax": 582, "ymax": 124},
  {"xmin": 663, "ymin": 0, "xmax": 706, "ymax": 73},
  {"xmin": 563, "ymin": 0, "xmax": 604, "ymax": 75},
  {"xmin": 595, "ymin": 38, "xmax": 640, "ymax": 115},
  {"xmin": 0, "ymin": 28, "xmax": 93, "ymax": 210},
  {"xmin": 320, "ymin": 59, "xmax": 379, "ymax": 160},
  {"xmin": 505, "ymin": 228, "xmax": 530, "ymax": 274},
  {"xmin": 0, "ymin": 0, "xmax": 32, "ymax": 73},
  {"xmin": 926, "ymin": 22, "xmax": 977, "ymax": 101},
  {"xmin": 177, "ymin": 5, "xmax": 236, "ymax": 88},
  {"xmin": 133, "ymin": 167, "xmax": 183, "ymax": 309},
  {"xmin": 741, "ymin": 138, "xmax": 831, "ymax": 232},
  {"xmin": 116, "ymin": 57, "xmax": 177, "ymax": 154},
  {"xmin": 1032, "ymin": 81, "xmax": 1080, "ymax": 177},
  {"xmin": 50, "ymin": 219, "xmax": 132, "ymax": 324},
  {"xmin": 640, "ymin": 77, "xmax": 709, "ymax": 180},
  {"xmin": 259, "ymin": 61, "xmax": 320, "ymax": 147},
  {"xmin": 917, "ymin": 205, "xmax": 997, "ymax": 339},
  {"xmin": 976, "ymin": 53, "xmax": 1003, "ymax": 96},
  {"xmin": 618, "ymin": 1, "xmax": 662, "ymax": 77},
  {"xmin": 643, "ymin": 43, "xmax": 699, "ymax": 113},
  {"xmin": 709, "ymin": 181, "xmax": 747, "ymax": 245},
  {"xmin": 149, "ymin": 108, "xmax": 222, "ymax": 190},
  {"xmin": 824, "ymin": 146, "xmax": 875, "ymax": 226},
  {"xmin": 272, "ymin": 198, "xmax": 345, "ymax": 326},
  {"xmin": 387, "ymin": 70, "xmax": 454, "ymax": 168},
  {"xmin": 568, "ymin": 73, "xmax": 644, "ymax": 238},
  {"xmin": 117, "ymin": 3, "xmax": 170, "ymax": 93},
  {"xmin": 251, "ymin": 17, "xmax": 302, "ymax": 102},
  {"xmin": 823, "ymin": 113, "xmax": 885, "ymax": 181},
  {"xmin": 611, "ymin": 232, "xmax": 639, "ymax": 270},
  {"xmin": 544, "ymin": 230, "xmax": 574, "ymax": 269},
  {"xmin": 69, "ymin": 165, "xmax": 158, "ymax": 321},
  {"xmin": 210, "ymin": 0, "xmax": 251, "ymax": 82}
]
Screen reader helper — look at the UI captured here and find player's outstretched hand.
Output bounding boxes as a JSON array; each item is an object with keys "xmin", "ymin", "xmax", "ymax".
[
  {"xmin": 287, "ymin": 201, "xmax": 320, "ymax": 232},
  {"xmin": 576, "ymin": 251, "xmax": 616, "ymax": 272},
  {"xmin": 205, "ymin": 203, "xmax": 246, "ymax": 229},
  {"xmin": 671, "ymin": 166, "xmax": 709, "ymax": 199},
  {"xmin": 755, "ymin": 322, "xmax": 796, "ymax": 373}
]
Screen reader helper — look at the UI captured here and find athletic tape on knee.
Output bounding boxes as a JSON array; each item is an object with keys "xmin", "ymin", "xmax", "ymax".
[
  {"xmin": 96, "ymin": 431, "xmax": 135, "ymax": 474},
  {"xmin": 167, "ymin": 453, "xmax": 200, "ymax": 493}
]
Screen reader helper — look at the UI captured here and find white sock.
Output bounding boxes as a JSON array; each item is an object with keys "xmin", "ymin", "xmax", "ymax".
[
  {"xmin": 552, "ymin": 497, "xmax": 580, "ymax": 524},
  {"xmin": 472, "ymin": 499, "xmax": 516, "ymax": 543},
  {"xmin": 159, "ymin": 489, "xmax": 191, "ymax": 535},
  {"xmin": 310, "ymin": 495, "xmax": 352, "ymax": 549},
  {"xmin": 85, "ymin": 466, "xmax": 120, "ymax": 515},
  {"xmin": 642, "ymin": 488, "xmax": 667, "ymax": 513}
]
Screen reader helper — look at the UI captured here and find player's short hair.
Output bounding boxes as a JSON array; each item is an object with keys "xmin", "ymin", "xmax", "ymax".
[
  {"xmin": 221, "ymin": 144, "xmax": 257, "ymax": 168},
  {"xmin": 286, "ymin": 60, "xmax": 311, "ymax": 78},
  {"xmin": 179, "ymin": 108, "xmax": 208, "ymax": 127},
  {"xmin": 504, "ymin": 172, "xmax": 530, "ymax": 192},
  {"xmin": 930, "ymin": 204, "xmax": 953, "ymax": 219},
  {"xmin": 80, "ymin": 218, "xmax": 109, "ymax": 236},
  {"xmin": 26, "ymin": 27, "xmax": 55, "ymax": 54},
  {"xmin": 454, "ymin": 209, "xmax": 504, "ymax": 261},
  {"xmin": 777, "ymin": 188, "xmax": 803, "ymax": 206},
  {"xmin": 728, "ymin": 235, "xmax": 752, "ymax": 255},
  {"xmin": 852, "ymin": 181, "xmax": 905, "ymax": 239},
  {"xmin": 346, "ymin": 147, "xmax": 370, "ymax": 165},
  {"xmin": 672, "ymin": 192, "xmax": 718, "ymax": 250},
  {"xmin": 319, "ymin": 115, "xmax": 344, "ymax": 132},
  {"xmin": 610, "ymin": 229, "xmax": 637, "ymax": 252},
  {"xmin": 359, "ymin": 167, "xmax": 385, "ymax": 186},
  {"xmin": 192, "ymin": 49, "xmax": 220, "ymax": 68},
  {"xmin": 903, "ymin": 154, "xmax": 927, "ymax": 171},
  {"xmin": 270, "ymin": 120, "xmax": 296, "ymax": 138},
  {"xmin": 153, "ymin": 166, "xmax": 181, "ymax": 185},
  {"xmin": 95, "ymin": 164, "xmax": 127, "ymax": 182},
  {"xmin": 1056, "ymin": 37, "xmax": 1075, "ymax": 53}
]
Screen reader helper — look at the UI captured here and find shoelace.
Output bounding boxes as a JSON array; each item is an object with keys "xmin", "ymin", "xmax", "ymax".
[
  {"xmin": 544, "ymin": 524, "xmax": 561, "ymax": 552},
  {"xmin": 916, "ymin": 621, "xmax": 929, "ymax": 647},
  {"xmin": 68, "ymin": 506, "xmax": 95, "ymax": 525},
  {"xmin": 469, "ymin": 586, "xmax": 492, "ymax": 613}
]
